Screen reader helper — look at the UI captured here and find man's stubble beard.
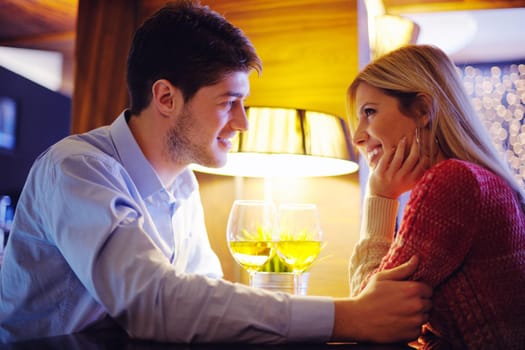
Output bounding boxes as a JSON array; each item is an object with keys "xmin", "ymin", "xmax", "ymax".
[{"xmin": 166, "ymin": 108, "xmax": 217, "ymax": 168}]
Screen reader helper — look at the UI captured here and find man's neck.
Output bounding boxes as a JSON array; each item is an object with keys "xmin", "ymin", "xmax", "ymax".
[{"xmin": 127, "ymin": 110, "xmax": 186, "ymax": 188}]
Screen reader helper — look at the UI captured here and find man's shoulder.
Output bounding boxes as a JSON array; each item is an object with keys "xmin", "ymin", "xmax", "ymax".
[{"xmin": 43, "ymin": 126, "xmax": 115, "ymax": 163}]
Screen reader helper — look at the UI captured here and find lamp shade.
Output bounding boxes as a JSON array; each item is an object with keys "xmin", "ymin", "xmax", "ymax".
[{"xmin": 191, "ymin": 107, "xmax": 359, "ymax": 177}]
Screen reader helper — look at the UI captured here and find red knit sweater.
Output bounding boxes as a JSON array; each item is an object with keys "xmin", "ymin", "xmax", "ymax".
[{"xmin": 371, "ymin": 159, "xmax": 525, "ymax": 349}]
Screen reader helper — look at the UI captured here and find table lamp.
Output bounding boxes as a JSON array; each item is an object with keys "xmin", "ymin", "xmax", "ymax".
[{"xmin": 191, "ymin": 106, "xmax": 359, "ymax": 177}]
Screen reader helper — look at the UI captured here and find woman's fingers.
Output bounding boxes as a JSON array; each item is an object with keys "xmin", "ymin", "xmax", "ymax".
[
  {"xmin": 368, "ymin": 133, "xmax": 430, "ymax": 198},
  {"xmin": 402, "ymin": 134, "xmax": 420, "ymax": 172},
  {"xmin": 374, "ymin": 142, "xmax": 396, "ymax": 175},
  {"xmin": 389, "ymin": 136, "xmax": 407, "ymax": 173}
]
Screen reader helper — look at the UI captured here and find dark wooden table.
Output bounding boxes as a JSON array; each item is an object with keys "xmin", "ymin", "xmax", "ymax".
[{"xmin": 1, "ymin": 328, "xmax": 414, "ymax": 350}]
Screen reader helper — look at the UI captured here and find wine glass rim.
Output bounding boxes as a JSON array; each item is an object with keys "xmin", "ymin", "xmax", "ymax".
[
  {"xmin": 278, "ymin": 202, "xmax": 317, "ymax": 209},
  {"xmin": 233, "ymin": 199, "xmax": 274, "ymax": 205}
]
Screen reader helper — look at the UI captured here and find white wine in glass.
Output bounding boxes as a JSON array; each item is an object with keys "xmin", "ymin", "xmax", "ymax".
[
  {"xmin": 276, "ymin": 203, "xmax": 323, "ymax": 295},
  {"xmin": 227, "ymin": 200, "xmax": 277, "ymax": 287}
]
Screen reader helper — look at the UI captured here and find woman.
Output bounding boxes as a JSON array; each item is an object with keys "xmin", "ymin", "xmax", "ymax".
[{"xmin": 347, "ymin": 44, "xmax": 525, "ymax": 349}]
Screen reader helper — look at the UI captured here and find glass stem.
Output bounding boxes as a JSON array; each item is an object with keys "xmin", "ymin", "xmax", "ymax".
[
  {"xmin": 248, "ymin": 272, "xmax": 255, "ymax": 288},
  {"xmin": 294, "ymin": 272, "xmax": 302, "ymax": 295}
]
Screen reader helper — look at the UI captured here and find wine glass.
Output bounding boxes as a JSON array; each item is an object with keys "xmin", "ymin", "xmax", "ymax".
[
  {"xmin": 275, "ymin": 203, "xmax": 323, "ymax": 295},
  {"xmin": 227, "ymin": 200, "xmax": 277, "ymax": 287}
]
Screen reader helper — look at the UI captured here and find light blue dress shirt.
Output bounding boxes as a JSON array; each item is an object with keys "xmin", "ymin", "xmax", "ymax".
[{"xmin": 0, "ymin": 111, "xmax": 334, "ymax": 343}]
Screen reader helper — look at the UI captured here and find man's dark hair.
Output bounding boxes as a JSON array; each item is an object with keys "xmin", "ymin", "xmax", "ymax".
[{"xmin": 126, "ymin": 0, "xmax": 262, "ymax": 114}]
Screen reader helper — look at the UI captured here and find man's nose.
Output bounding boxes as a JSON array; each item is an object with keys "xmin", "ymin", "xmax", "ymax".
[{"xmin": 231, "ymin": 104, "xmax": 249, "ymax": 132}]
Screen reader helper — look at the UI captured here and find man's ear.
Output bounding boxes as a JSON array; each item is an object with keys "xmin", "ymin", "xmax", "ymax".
[
  {"xmin": 151, "ymin": 79, "xmax": 183, "ymax": 116},
  {"xmin": 415, "ymin": 92, "xmax": 433, "ymax": 127}
]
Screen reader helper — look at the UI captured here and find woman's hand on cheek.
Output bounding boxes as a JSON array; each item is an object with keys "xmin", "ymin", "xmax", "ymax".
[{"xmin": 368, "ymin": 136, "xmax": 430, "ymax": 199}]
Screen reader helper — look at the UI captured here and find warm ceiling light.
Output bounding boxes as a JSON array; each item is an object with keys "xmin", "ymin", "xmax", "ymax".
[
  {"xmin": 365, "ymin": 0, "xmax": 385, "ymax": 49},
  {"xmin": 365, "ymin": 0, "xmax": 419, "ymax": 58},
  {"xmin": 371, "ymin": 15, "xmax": 419, "ymax": 58},
  {"xmin": 191, "ymin": 107, "xmax": 359, "ymax": 177}
]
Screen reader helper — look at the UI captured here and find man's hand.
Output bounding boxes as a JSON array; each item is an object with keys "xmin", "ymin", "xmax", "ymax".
[{"xmin": 332, "ymin": 256, "xmax": 432, "ymax": 343}]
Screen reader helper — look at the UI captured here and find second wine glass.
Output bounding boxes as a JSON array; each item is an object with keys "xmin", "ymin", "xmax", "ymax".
[{"xmin": 275, "ymin": 203, "xmax": 323, "ymax": 295}]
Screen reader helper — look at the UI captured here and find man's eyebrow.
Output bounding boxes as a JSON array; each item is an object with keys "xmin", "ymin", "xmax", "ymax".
[{"xmin": 220, "ymin": 91, "xmax": 249, "ymax": 98}]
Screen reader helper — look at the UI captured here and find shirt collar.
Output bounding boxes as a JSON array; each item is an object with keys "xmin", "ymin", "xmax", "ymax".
[{"xmin": 108, "ymin": 110, "xmax": 197, "ymax": 201}]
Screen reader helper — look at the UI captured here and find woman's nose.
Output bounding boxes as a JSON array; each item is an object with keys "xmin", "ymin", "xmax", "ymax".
[{"xmin": 352, "ymin": 121, "xmax": 368, "ymax": 148}]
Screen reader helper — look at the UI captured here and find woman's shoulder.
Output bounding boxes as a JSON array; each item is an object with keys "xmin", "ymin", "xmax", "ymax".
[
  {"xmin": 417, "ymin": 158, "xmax": 509, "ymax": 199},
  {"xmin": 426, "ymin": 158, "xmax": 500, "ymax": 183}
]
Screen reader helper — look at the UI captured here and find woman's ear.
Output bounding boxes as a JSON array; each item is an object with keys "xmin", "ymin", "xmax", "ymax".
[
  {"xmin": 415, "ymin": 93, "xmax": 433, "ymax": 127},
  {"xmin": 151, "ymin": 79, "xmax": 183, "ymax": 116}
]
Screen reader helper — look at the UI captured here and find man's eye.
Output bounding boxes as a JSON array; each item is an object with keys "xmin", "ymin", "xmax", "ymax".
[{"xmin": 223, "ymin": 100, "xmax": 236, "ymax": 108}]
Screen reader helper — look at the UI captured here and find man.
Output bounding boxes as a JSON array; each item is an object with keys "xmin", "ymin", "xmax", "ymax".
[{"xmin": 0, "ymin": 0, "xmax": 431, "ymax": 344}]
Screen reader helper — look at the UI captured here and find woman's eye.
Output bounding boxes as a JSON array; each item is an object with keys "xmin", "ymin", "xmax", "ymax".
[{"xmin": 363, "ymin": 108, "xmax": 375, "ymax": 117}]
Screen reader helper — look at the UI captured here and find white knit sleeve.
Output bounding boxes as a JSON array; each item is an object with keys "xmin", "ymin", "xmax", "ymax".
[{"xmin": 348, "ymin": 196, "xmax": 399, "ymax": 296}]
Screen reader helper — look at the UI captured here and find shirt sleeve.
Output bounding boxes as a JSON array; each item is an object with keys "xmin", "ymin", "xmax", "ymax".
[
  {"xmin": 43, "ymin": 153, "xmax": 334, "ymax": 343},
  {"xmin": 356, "ymin": 162, "xmax": 479, "ymax": 291},
  {"xmin": 348, "ymin": 196, "xmax": 399, "ymax": 296}
]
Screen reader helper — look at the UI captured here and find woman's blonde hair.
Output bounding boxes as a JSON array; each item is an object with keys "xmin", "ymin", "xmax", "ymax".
[{"xmin": 346, "ymin": 44, "xmax": 525, "ymax": 207}]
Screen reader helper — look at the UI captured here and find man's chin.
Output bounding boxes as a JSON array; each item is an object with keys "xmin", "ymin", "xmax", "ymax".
[{"xmin": 198, "ymin": 157, "xmax": 227, "ymax": 169}]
